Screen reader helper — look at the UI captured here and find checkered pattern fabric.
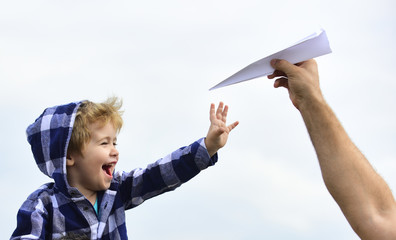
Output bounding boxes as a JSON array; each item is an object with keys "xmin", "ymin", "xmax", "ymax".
[{"xmin": 11, "ymin": 101, "xmax": 217, "ymax": 239}]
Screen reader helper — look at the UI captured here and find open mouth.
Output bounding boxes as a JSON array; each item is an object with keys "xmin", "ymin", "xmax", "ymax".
[{"xmin": 102, "ymin": 163, "xmax": 116, "ymax": 178}]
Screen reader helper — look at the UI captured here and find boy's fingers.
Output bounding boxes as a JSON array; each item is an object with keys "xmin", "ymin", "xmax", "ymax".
[
  {"xmin": 209, "ymin": 103, "xmax": 216, "ymax": 121},
  {"xmin": 228, "ymin": 121, "xmax": 239, "ymax": 131},
  {"xmin": 222, "ymin": 105, "xmax": 228, "ymax": 121},
  {"xmin": 216, "ymin": 102, "xmax": 224, "ymax": 118}
]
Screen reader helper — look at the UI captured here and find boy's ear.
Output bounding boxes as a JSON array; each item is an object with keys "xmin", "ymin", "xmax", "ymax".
[{"xmin": 66, "ymin": 153, "xmax": 75, "ymax": 167}]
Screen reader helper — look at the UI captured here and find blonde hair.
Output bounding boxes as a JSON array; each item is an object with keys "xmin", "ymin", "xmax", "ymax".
[{"xmin": 67, "ymin": 97, "xmax": 123, "ymax": 156}]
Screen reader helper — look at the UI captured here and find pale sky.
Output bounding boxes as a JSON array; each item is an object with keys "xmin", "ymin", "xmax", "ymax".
[{"xmin": 1, "ymin": 0, "xmax": 395, "ymax": 239}]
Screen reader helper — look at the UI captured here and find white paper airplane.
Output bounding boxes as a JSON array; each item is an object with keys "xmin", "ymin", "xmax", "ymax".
[{"xmin": 210, "ymin": 28, "xmax": 332, "ymax": 90}]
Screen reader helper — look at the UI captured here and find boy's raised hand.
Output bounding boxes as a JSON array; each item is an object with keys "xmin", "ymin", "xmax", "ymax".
[{"xmin": 205, "ymin": 102, "xmax": 239, "ymax": 157}]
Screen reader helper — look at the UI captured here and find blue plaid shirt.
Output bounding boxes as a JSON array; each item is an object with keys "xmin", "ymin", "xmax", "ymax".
[{"xmin": 11, "ymin": 101, "xmax": 217, "ymax": 239}]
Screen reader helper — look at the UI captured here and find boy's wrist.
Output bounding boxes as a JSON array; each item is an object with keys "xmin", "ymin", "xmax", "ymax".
[{"xmin": 204, "ymin": 138, "xmax": 218, "ymax": 157}]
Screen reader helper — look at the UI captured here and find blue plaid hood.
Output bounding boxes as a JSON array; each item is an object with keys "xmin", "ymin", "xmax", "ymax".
[{"xmin": 26, "ymin": 101, "xmax": 82, "ymax": 191}]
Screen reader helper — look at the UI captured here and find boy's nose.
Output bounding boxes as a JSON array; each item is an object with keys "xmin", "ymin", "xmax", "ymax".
[{"xmin": 110, "ymin": 147, "xmax": 119, "ymax": 157}]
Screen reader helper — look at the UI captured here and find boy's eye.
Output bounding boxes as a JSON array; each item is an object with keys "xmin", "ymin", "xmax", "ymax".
[{"xmin": 101, "ymin": 142, "xmax": 108, "ymax": 145}]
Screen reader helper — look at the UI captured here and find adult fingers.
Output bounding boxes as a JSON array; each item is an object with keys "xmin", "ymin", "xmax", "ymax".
[
  {"xmin": 271, "ymin": 59, "xmax": 300, "ymax": 76},
  {"xmin": 268, "ymin": 70, "xmax": 287, "ymax": 79},
  {"xmin": 301, "ymin": 59, "xmax": 318, "ymax": 73},
  {"xmin": 273, "ymin": 77, "xmax": 289, "ymax": 89}
]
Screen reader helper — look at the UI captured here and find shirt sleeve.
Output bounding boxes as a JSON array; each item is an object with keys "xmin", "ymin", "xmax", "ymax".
[
  {"xmin": 11, "ymin": 198, "xmax": 49, "ymax": 240},
  {"xmin": 116, "ymin": 138, "xmax": 218, "ymax": 210}
]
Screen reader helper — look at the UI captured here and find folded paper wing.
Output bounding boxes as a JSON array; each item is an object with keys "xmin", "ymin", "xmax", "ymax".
[{"xmin": 209, "ymin": 29, "xmax": 332, "ymax": 90}]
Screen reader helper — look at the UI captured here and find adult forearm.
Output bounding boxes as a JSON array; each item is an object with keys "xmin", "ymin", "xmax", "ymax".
[
  {"xmin": 269, "ymin": 58, "xmax": 396, "ymax": 238},
  {"xmin": 300, "ymin": 98, "xmax": 371, "ymax": 197},
  {"xmin": 299, "ymin": 97, "xmax": 396, "ymax": 237}
]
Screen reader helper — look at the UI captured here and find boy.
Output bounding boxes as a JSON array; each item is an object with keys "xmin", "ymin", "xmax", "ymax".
[{"xmin": 11, "ymin": 98, "xmax": 238, "ymax": 239}]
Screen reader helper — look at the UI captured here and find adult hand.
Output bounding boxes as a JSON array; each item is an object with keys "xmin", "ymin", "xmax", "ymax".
[{"xmin": 268, "ymin": 59, "xmax": 323, "ymax": 110}]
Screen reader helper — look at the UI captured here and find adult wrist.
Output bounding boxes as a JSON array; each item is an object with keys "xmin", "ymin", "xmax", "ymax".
[{"xmin": 298, "ymin": 91, "xmax": 326, "ymax": 114}]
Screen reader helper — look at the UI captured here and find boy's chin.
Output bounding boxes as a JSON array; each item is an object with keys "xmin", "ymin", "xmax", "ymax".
[
  {"xmin": 95, "ymin": 182, "xmax": 111, "ymax": 192},
  {"xmin": 102, "ymin": 182, "xmax": 111, "ymax": 190}
]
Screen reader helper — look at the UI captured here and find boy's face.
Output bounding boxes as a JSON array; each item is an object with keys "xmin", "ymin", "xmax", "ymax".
[{"xmin": 67, "ymin": 121, "xmax": 119, "ymax": 195}]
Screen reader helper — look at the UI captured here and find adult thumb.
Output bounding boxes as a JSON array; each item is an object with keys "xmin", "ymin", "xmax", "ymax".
[{"xmin": 270, "ymin": 59, "xmax": 297, "ymax": 75}]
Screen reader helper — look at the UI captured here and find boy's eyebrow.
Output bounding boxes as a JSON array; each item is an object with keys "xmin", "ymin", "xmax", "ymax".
[{"xmin": 97, "ymin": 136, "xmax": 117, "ymax": 142}]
